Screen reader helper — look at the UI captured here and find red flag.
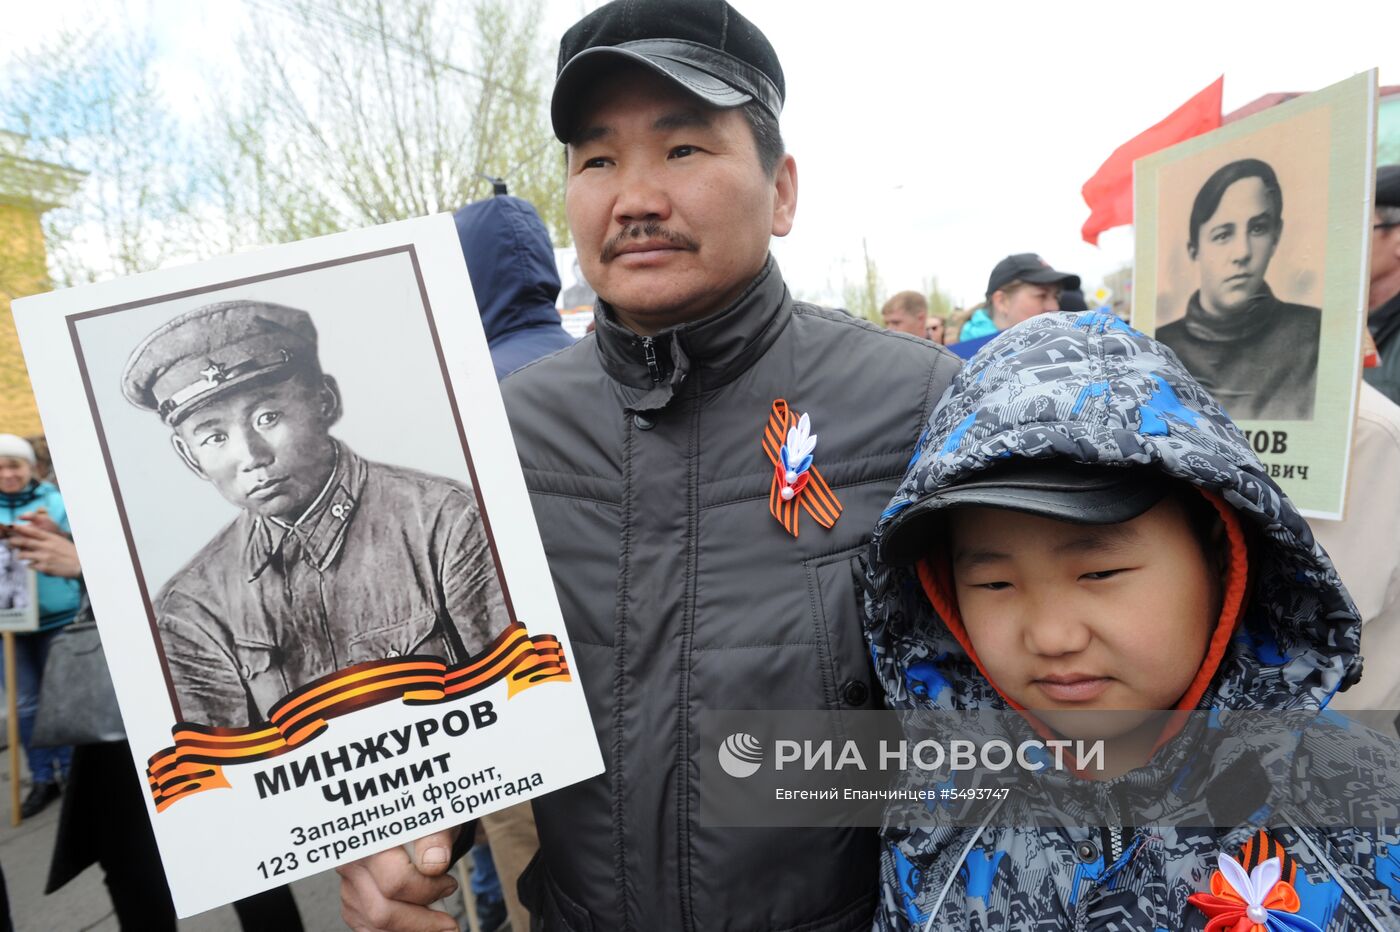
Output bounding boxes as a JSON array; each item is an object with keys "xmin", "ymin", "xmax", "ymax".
[{"xmin": 1080, "ymin": 77, "xmax": 1224, "ymax": 246}]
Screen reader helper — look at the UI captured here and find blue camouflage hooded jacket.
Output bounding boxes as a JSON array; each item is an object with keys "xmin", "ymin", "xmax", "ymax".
[{"xmin": 864, "ymin": 312, "xmax": 1400, "ymax": 931}]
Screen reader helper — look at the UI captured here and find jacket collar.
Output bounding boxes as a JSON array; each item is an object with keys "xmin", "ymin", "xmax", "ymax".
[
  {"xmin": 0, "ymin": 480, "xmax": 43, "ymax": 511},
  {"xmin": 1181, "ymin": 284, "xmax": 1281, "ymax": 343},
  {"xmin": 244, "ymin": 441, "xmax": 364, "ymax": 580},
  {"xmin": 591, "ymin": 256, "xmax": 791, "ymax": 412},
  {"xmin": 1369, "ymin": 288, "xmax": 1400, "ymax": 349}
]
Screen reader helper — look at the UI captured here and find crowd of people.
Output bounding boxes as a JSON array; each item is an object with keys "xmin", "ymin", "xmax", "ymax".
[
  {"xmin": 336, "ymin": 2, "xmax": 1400, "ymax": 932},
  {"xmin": 3, "ymin": 0, "xmax": 1399, "ymax": 930},
  {"xmin": 880, "ymin": 252, "xmax": 1087, "ymax": 357}
]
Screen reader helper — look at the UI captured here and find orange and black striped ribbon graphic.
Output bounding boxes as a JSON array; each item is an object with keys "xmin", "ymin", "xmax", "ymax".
[
  {"xmin": 761, "ymin": 399, "xmax": 843, "ymax": 537},
  {"xmin": 145, "ymin": 621, "xmax": 569, "ymax": 811},
  {"xmin": 1239, "ymin": 828, "xmax": 1298, "ymax": 886}
]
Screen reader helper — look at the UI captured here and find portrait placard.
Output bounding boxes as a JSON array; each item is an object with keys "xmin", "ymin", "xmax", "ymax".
[
  {"xmin": 1132, "ymin": 71, "xmax": 1377, "ymax": 518},
  {"xmin": 11, "ymin": 215, "xmax": 604, "ymax": 916},
  {"xmin": 0, "ymin": 539, "xmax": 38, "ymax": 632},
  {"xmin": 554, "ymin": 246, "xmax": 597, "ymax": 339}
]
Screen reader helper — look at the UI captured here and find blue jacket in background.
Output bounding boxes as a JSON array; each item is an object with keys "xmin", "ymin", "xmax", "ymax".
[
  {"xmin": 453, "ymin": 195, "xmax": 575, "ymax": 380},
  {"xmin": 956, "ymin": 306, "xmax": 999, "ymax": 342},
  {"xmin": 947, "ymin": 307, "xmax": 1001, "ymax": 359},
  {"xmin": 0, "ymin": 481, "xmax": 82, "ymax": 631}
]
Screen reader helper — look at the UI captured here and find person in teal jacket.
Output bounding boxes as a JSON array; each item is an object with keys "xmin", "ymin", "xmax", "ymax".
[{"xmin": 0, "ymin": 434, "xmax": 80, "ymax": 816}]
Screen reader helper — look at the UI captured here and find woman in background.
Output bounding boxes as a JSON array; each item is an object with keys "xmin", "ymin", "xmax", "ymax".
[{"xmin": 0, "ymin": 434, "xmax": 80, "ymax": 818}]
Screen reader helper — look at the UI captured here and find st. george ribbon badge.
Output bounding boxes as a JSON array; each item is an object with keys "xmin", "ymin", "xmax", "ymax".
[
  {"xmin": 1188, "ymin": 851, "xmax": 1321, "ymax": 931},
  {"xmin": 761, "ymin": 399, "xmax": 842, "ymax": 537}
]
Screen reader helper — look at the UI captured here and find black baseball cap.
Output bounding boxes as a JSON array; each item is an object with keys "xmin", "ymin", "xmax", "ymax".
[
  {"xmin": 551, "ymin": 0, "xmax": 785, "ymax": 144},
  {"xmin": 879, "ymin": 462, "xmax": 1170, "ymax": 566},
  {"xmin": 985, "ymin": 253, "xmax": 1081, "ymax": 300},
  {"xmin": 1058, "ymin": 288, "xmax": 1089, "ymax": 313},
  {"xmin": 1378, "ymin": 164, "xmax": 1400, "ymax": 210}
]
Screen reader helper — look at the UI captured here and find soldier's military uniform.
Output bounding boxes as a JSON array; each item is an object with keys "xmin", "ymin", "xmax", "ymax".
[{"xmin": 122, "ymin": 301, "xmax": 508, "ymax": 728}]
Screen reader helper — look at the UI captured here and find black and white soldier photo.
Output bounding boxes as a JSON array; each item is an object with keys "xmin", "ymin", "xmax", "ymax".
[
  {"xmin": 13, "ymin": 218, "xmax": 601, "ymax": 915},
  {"xmin": 0, "ymin": 536, "xmax": 30, "ymax": 612},
  {"xmin": 1156, "ymin": 158, "xmax": 1322, "ymax": 421},
  {"xmin": 1136, "ymin": 75, "xmax": 1372, "ymax": 518},
  {"xmin": 120, "ymin": 299, "xmax": 510, "ymax": 728}
]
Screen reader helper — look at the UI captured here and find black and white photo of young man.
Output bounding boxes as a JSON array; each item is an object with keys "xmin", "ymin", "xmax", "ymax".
[
  {"xmin": 1157, "ymin": 158, "xmax": 1321, "ymax": 421},
  {"xmin": 121, "ymin": 300, "xmax": 509, "ymax": 727}
]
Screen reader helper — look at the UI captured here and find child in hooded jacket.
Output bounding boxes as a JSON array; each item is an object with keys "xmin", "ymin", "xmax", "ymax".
[{"xmin": 864, "ymin": 311, "xmax": 1400, "ymax": 931}]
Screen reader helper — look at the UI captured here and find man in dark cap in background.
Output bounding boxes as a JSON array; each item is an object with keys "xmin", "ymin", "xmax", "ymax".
[
  {"xmin": 1368, "ymin": 164, "xmax": 1400, "ymax": 405},
  {"xmin": 1303, "ymin": 165, "xmax": 1400, "ymax": 730},
  {"xmin": 982, "ymin": 253, "xmax": 1080, "ymax": 330},
  {"xmin": 338, "ymin": 0, "xmax": 959, "ymax": 929},
  {"xmin": 122, "ymin": 300, "xmax": 509, "ymax": 728},
  {"xmin": 948, "ymin": 252, "xmax": 1078, "ymax": 358}
]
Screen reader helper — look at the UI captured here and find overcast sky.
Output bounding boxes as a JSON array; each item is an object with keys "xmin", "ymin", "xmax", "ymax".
[{"xmin": 3, "ymin": 0, "xmax": 1393, "ymax": 308}]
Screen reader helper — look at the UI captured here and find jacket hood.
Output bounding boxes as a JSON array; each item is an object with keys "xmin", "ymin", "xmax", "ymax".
[
  {"xmin": 867, "ymin": 311, "xmax": 1360, "ymax": 717},
  {"xmin": 454, "ymin": 196, "xmax": 573, "ymax": 377}
]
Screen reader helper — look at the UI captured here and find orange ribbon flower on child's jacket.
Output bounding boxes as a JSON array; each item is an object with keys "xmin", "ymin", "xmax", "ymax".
[
  {"xmin": 761, "ymin": 400, "xmax": 842, "ymax": 537},
  {"xmin": 1188, "ymin": 853, "xmax": 1321, "ymax": 931}
]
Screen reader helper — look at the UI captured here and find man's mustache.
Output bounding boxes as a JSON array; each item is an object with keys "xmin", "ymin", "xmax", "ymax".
[{"xmin": 600, "ymin": 223, "xmax": 699, "ymax": 262}]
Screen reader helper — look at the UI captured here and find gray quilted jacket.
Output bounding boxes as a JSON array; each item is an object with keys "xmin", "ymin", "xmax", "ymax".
[{"xmin": 501, "ymin": 258, "xmax": 961, "ymax": 931}]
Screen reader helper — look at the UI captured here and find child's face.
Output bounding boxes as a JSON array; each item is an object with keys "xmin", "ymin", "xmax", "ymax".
[{"xmin": 949, "ymin": 498, "xmax": 1221, "ymax": 732}]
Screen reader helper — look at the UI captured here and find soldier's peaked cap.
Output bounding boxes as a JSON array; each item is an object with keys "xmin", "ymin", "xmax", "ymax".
[{"xmin": 121, "ymin": 300, "xmax": 320, "ymax": 426}]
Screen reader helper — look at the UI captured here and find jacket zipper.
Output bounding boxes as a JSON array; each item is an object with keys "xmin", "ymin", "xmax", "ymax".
[
  {"xmin": 1100, "ymin": 826, "xmax": 1126, "ymax": 866},
  {"xmin": 1100, "ymin": 784, "xmax": 1133, "ymax": 867},
  {"xmin": 641, "ymin": 336, "xmax": 664, "ymax": 383}
]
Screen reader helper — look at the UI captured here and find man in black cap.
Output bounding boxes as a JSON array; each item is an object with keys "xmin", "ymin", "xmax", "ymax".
[
  {"xmin": 957, "ymin": 253, "xmax": 1079, "ymax": 342},
  {"xmin": 1367, "ymin": 164, "xmax": 1400, "ymax": 405},
  {"xmin": 122, "ymin": 300, "xmax": 509, "ymax": 728},
  {"xmin": 337, "ymin": 1, "xmax": 960, "ymax": 929}
]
